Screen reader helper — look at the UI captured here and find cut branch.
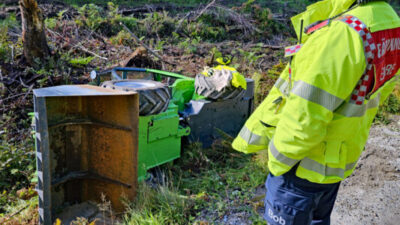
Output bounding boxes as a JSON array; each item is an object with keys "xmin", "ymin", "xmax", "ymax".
[
  {"xmin": 246, "ymin": 43, "xmax": 284, "ymax": 50},
  {"xmin": 74, "ymin": 43, "xmax": 108, "ymax": 60},
  {"xmin": 193, "ymin": 0, "xmax": 216, "ymax": 21},
  {"xmin": 120, "ymin": 22, "xmax": 175, "ymax": 66}
]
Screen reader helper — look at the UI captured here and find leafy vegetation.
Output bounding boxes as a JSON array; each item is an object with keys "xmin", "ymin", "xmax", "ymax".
[
  {"xmin": 375, "ymin": 81, "xmax": 400, "ymax": 124},
  {"xmin": 0, "ymin": 137, "xmax": 35, "ymax": 193},
  {"xmin": 0, "ymin": 14, "xmax": 18, "ymax": 63},
  {"xmin": 0, "ymin": 133, "xmax": 36, "ymax": 219},
  {"xmin": 0, "ymin": 196, "xmax": 39, "ymax": 224},
  {"xmin": 69, "ymin": 56, "xmax": 95, "ymax": 66}
]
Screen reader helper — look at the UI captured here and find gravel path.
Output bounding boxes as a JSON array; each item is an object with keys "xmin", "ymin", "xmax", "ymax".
[{"xmin": 331, "ymin": 117, "xmax": 400, "ymax": 225}]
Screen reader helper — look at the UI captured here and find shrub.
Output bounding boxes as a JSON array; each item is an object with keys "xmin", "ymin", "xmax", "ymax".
[{"xmin": 0, "ymin": 132, "xmax": 35, "ymax": 198}]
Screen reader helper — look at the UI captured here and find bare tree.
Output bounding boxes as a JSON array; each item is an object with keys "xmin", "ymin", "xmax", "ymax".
[{"xmin": 19, "ymin": 0, "xmax": 51, "ymax": 66}]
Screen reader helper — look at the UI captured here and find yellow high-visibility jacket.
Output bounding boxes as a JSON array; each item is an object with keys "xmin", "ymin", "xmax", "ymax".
[{"xmin": 232, "ymin": 0, "xmax": 400, "ymax": 184}]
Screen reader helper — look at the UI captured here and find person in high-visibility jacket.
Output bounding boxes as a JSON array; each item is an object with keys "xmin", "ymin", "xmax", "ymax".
[{"xmin": 232, "ymin": 0, "xmax": 400, "ymax": 224}]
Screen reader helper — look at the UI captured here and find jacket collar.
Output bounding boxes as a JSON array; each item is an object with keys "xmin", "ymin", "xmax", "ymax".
[{"xmin": 291, "ymin": 0, "xmax": 356, "ymax": 42}]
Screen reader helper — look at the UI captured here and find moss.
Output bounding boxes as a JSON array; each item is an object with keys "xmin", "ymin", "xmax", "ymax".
[{"xmin": 69, "ymin": 56, "xmax": 95, "ymax": 66}]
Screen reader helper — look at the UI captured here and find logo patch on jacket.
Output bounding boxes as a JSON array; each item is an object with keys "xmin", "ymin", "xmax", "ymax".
[
  {"xmin": 370, "ymin": 27, "xmax": 400, "ymax": 94},
  {"xmin": 338, "ymin": 15, "xmax": 400, "ymax": 104},
  {"xmin": 285, "ymin": 44, "xmax": 303, "ymax": 57}
]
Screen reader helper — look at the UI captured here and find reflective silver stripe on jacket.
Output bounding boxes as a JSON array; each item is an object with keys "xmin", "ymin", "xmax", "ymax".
[
  {"xmin": 274, "ymin": 77, "xmax": 290, "ymax": 96},
  {"xmin": 274, "ymin": 77, "xmax": 286, "ymax": 89},
  {"xmin": 239, "ymin": 126, "xmax": 269, "ymax": 146},
  {"xmin": 335, "ymin": 93, "xmax": 381, "ymax": 117},
  {"xmin": 291, "ymin": 80, "xmax": 344, "ymax": 111},
  {"xmin": 269, "ymin": 140, "xmax": 299, "ymax": 167},
  {"xmin": 299, "ymin": 157, "xmax": 357, "ymax": 178},
  {"xmin": 274, "ymin": 78, "xmax": 381, "ymax": 117},
  {"xmin": 270, "ymin": 139, "xmax": 358, "ymax": 177}
]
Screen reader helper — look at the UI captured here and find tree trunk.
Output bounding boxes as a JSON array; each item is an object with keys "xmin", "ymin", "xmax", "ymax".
[{"xmin": 19, "ymin": 0, "xmax": 50, "ymax": 66}]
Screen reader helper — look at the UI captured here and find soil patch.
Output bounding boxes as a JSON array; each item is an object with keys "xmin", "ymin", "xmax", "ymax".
[{"xmin": 331, "ymin": 117, "xmax": 400, "ymax": 225}]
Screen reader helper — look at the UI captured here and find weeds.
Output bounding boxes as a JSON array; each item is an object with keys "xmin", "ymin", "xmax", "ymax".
[
  {"xmin": 110, "ymin": 30, "xmax": 136, "ymax": 47},
  {"xmin": 0, "ymin": 14, "xmax": 18, "ymax": 63},
  {"xmin": 0, "ymin": 195, "xmax": 38, "ymax": 224},
  {"xmin": 375, "ymin": 81, "xmax": 400, "ymax": 124},
  {"xmin": 123, "ymin": 183, "xmax": 195, "ymax": 225},
  {"xmin": 0, "ymin": 133, "xmax": 35, "ymax": 196},
  {"xmin": 0, "ymin": 28, "xmax": 11, "ymax": 62},
  {"xmin": 77, "ymin": 4, "xmax": 105, "ymax": 30},
  {"xmin": 178, "ymin": 37, "xmax": 202, "ymax": 54},
  {"xmin": 0, "ymin": 13, "xmax": 18, "ymax": 29},
  {"xmin": 69, "ymin": 56, "xmax": 95, "ymax": 66},
  {"xmin": 120, "ymin": 138, "xmax": 268, "ymax": 224}
]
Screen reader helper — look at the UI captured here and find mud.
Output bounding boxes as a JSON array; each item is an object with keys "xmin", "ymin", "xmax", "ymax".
[{"xmin": 331, "ymin": 117, "xmax": 400, "ymax": 225}]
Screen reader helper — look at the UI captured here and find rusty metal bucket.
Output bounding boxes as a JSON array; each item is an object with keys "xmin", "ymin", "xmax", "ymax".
[{"xmin": 33, "ymin": 85, "xmax": 139, "ymax": 225}]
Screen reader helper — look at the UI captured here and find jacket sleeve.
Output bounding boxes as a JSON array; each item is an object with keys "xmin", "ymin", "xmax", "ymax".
[{"xmin": 268, "ymin": 21, "xmax": 368, "ymax": 175}]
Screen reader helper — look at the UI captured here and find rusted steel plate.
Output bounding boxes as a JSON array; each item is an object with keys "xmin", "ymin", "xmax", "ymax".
[{"xmin": 34, "ymin": 85, "xmax": 138, "ymax": 225}]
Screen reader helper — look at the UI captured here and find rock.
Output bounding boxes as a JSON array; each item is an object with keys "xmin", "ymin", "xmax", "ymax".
[{"xmin": 55, "ymin": 201, "xmax": 99, "ymax": 225}]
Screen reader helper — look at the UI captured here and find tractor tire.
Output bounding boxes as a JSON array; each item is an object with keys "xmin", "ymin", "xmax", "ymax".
[
  {"xmin": 195, "ymin": 74, "xmax": 246, "ymax": 101},
  {"xmin": 101, "ymin": 79, "xmax": 170, "ymax": 116}
]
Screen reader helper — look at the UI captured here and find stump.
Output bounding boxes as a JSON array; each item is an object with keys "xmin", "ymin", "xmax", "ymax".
[{"xmin": 19, "ymin": 0, "xmax": 50, "ymax": 66}]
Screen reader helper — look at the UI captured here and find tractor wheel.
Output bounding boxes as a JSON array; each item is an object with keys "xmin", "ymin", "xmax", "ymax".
[
  {"xmin": 195, "ymin": 74, "xmax": 245, "ymax": 101},
  {"xmin": 102, "ymin": 79, "xmax": 171, "ymax": 116}
]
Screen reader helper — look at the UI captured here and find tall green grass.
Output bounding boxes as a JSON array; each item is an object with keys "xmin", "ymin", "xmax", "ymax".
[
  {"xmin": 122, "ymin": 141, "xmax": 268, "ymax": 224},
  {"xmin": 123, "ymin": 183, "xmax": 194, "ymax": 225}
]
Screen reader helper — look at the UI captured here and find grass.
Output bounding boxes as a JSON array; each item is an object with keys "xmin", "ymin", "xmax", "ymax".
[
  {"xmin": 0, "ymin": 196, "xmax": 39, "ymax": 224},
  {"xmin": 123, "ymin": 183, "xmax": 194, "ymax": 225},
  {"xmin": 375, "ymin": 80, "xmax": 400, "ymax": 124},
  {"xmin": 122, "ymin": 142, "xmax": 269, "ymax": 224},
  {"xmin": 0, "ymin": 14, "xmax": 19, "ymax": 62}
]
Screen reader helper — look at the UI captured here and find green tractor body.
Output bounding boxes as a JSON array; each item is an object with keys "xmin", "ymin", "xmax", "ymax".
[
  {"xmin": 137, "ymin": 103, "xmax": 190, "ymax": 181},
  {"xmin": 94, "ymin": 68, "xmax": 198, "ymax": 181}
]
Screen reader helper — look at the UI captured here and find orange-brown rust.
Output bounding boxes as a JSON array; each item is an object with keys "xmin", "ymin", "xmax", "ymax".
[
  {"xmin": 84, "ymin": 95, "xmax": 138, "ymax": 211},
  {"xmin": 46, "ymin": 94, "xmax": 139, "ymax": 213}
]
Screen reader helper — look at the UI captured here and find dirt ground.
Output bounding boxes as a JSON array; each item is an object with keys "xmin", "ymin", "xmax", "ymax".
[{"xmin": 331, "ymin": 116, "xmax": 400, "ymax": 225}]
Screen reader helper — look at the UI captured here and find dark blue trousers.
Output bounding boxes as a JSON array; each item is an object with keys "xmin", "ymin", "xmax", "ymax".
[{"xmin": 264, "ymin": 166, "xmax": 340, "ymax": 225}]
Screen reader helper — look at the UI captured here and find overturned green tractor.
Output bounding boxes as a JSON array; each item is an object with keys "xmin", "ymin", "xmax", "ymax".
[
  {"xmin": 93, "ymin": 67, "xmax": 254, "ymax": 181},
  {"xmin": 32, "ymin": 67, "xmax": 254, "ymax": 224}
]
